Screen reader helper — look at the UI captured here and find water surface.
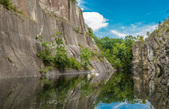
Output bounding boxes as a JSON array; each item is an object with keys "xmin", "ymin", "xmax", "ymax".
[{"xmin": 0, "ymin": 74, "xmax": 154, "ymax": 109}]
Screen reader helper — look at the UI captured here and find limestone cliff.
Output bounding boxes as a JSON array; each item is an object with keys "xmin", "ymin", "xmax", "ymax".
[
  {"xmin": 0, "ymin": 0, "xmax": 114, "ymax": 78},
  {"xmin": 133, "ymin": 19, "xmax": 169, "ymax": 108}
]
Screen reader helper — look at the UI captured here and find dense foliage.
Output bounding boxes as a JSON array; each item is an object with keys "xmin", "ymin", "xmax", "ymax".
[
  {"xmin": 87, "ymin": 28, "xmax": 144, "ymax": 106},
  {"xmin": 88, "ymin": 27, "xmax": 136, "ymax": 71},
  {"xmin": 91, "ymin": 34, "xmax": 136, "ymax": 72}
]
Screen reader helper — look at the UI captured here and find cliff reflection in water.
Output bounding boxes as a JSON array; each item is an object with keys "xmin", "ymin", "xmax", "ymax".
[
  {"xmin": 37, "ymin": 75, "xmax": 100, "ymax": 109},
  {"xmin": 0, "ymin": 73, "xmax": 154, "ymax": 109},
  {"xmin": 0, "ymin": 74, "xmax": 107, "ymax": 109}
]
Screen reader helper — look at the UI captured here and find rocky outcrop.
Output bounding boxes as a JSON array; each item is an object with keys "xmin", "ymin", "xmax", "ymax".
[
  {"xmin": 133, "ymin": 20, "xmax": 169, "ymax": 109},
  {"xmin": 0, "ymin": 0, "xmax": 114, "ymax": 78}
]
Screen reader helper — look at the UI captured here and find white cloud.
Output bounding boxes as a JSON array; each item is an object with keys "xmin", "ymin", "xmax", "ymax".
[
  {"xmin": 131, "ymin": 24, "xmax": 136, "ymax": 29},
  {"xmin": 110, "ymin": 24, "xmax": 158, "ymax": 38},
  {"xmin": 114, "ymin": 103, "xmax": 127, "ymax": 109},
  {"xmin": 111, "ymin": 30, "xmax": 127, "ymax": 38},
  {"xmin": 132, "ymin": 24, "xmax": 158, "ymax": 37},
  {"xmin": 121, "ymin": 26, "xmax": 125, "ymax": 29},
  {"xmin": 83, "ymin": 12, "xmax": 109, "ymax": 31}
]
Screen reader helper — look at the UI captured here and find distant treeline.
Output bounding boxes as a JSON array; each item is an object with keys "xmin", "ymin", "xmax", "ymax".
[
  {"xmin": 88, "ymin": 28, "xmax": 143, "ymax": 72},
  {"xmin": 88, "ymin": 28, "xmax": 146, "ymax": 105}
]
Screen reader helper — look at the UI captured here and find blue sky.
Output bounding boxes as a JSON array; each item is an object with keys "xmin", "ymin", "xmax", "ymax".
[
  {"xmin": 77, "ymin": 0, "xmax": 169, "ymax": 38},
  {"xmin": 95, "ymin": 102, "xmax": 153, "ymax": 109}
]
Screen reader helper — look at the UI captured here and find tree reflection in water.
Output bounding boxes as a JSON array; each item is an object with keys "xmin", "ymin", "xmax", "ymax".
[
  {"xmin": 95, "ymin": 72, "xmax": 153, "ymax": 109},
  {"xmin": 37, "ymin": 75, "xmax": 103, "ymax": 109},
  {"xmin": 37, "ymin": 72, "xmax": 153, "ymax": 109}
]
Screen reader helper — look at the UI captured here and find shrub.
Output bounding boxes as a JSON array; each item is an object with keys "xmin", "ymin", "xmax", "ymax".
[
  {"xmin": 0, "ymin": 0, "xmax": 17, "ymax": 12},
  {"xmin": 37, "ymin": 30, "xmax": 94, "ymax": 71},
  {"xmin": 87, "ymin": 27, "xmax": 94, "ymax": 38},
  {"xmin": 10, "ymin": 4, "xmax": 16, "ymax": 12},
  {"xmin": 54, "ymin": 46, "xmax": 70, "ymax": 70},
  {"xmin": 7, "ymin": 56, "xmax": 13, "ymax": 63},
  {"xmin": 73, "ymin": 27, "xmax": 80, "ymax": 33},
  {"xmin": 40, "ymin": 68, "xmax": 49, "ymax": 73},
  {"xmin": 55, "ymin": 37, "xmax": 63, "ymax": 45},
  {"xmin": 37, "ymin": 37, "xmax": 82, "ymax": 71},
  {"xmin": 69, "ymin": 58, "xmax": 81, "ymax": 70},
  {"xmin": 37, "ymin": 50, "xmax": 54, "ymax": 65},
  {"xmin": 146, "ymin": 31, "xmax": 150, "ymax": 37},
  {"xmin": 0, "ymin": 0, "xmax": 12, "ymax": 10},
  {"xmin": 80, "ymin": 48, "xmax": 92, "ymax": 69},
  {"xmin": 37, "ymin": 41, "xmax": 54, "ymax": 65}
]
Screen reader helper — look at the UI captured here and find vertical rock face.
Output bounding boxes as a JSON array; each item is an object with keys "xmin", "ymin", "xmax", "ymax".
[
  {"xmin": 133, "ymin": 20, "xmax": 169, "ymax": 109},
  {"xmin": 11, "ymin": 0, "xmax": 87, "ymax": 34},
  {"xmin": 132, "ymin": 41, "xmax": 149, "ymax": 98},
  {"xmin": 0, "ymin": 0, "xmax": 114, "ymax": 78}
]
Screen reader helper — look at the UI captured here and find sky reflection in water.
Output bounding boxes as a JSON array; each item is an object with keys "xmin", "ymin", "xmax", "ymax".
[{"xmin": 96, "ymin": 101, "xmax": 153, "ymax": 109}]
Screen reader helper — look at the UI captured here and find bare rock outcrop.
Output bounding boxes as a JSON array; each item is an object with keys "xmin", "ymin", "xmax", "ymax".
[
  {"xmin": 0, "ymin": 0, "xmax": 114, "ymax": 78},
  {"xmin": 133, "ymin": 20, "xmax": 169, "ymax": 109}
]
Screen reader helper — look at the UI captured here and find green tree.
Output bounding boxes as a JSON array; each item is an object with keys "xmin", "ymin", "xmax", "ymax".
[{"xmin": 87, "ymin": 30, "xmax": 138, "ymax": 107}]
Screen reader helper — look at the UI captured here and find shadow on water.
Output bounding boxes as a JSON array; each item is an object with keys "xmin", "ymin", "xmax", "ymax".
[{"xmin": 0, "ymin": 72, "xmax": 155, "ymax": 109}]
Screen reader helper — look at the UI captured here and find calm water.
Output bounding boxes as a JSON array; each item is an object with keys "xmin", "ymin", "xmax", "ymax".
[{"xmin": 0, "ymin": 74, "xmax": 153, "ymax": 109}]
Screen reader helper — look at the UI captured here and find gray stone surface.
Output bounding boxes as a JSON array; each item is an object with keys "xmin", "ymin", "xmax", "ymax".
[
  {"xmin": 0, "ymin": 0, "xmax": 114, "ymax": 78},
  {"xmin": 133, "ymin": 20, "xmax": 169, "ymax": 108}
]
